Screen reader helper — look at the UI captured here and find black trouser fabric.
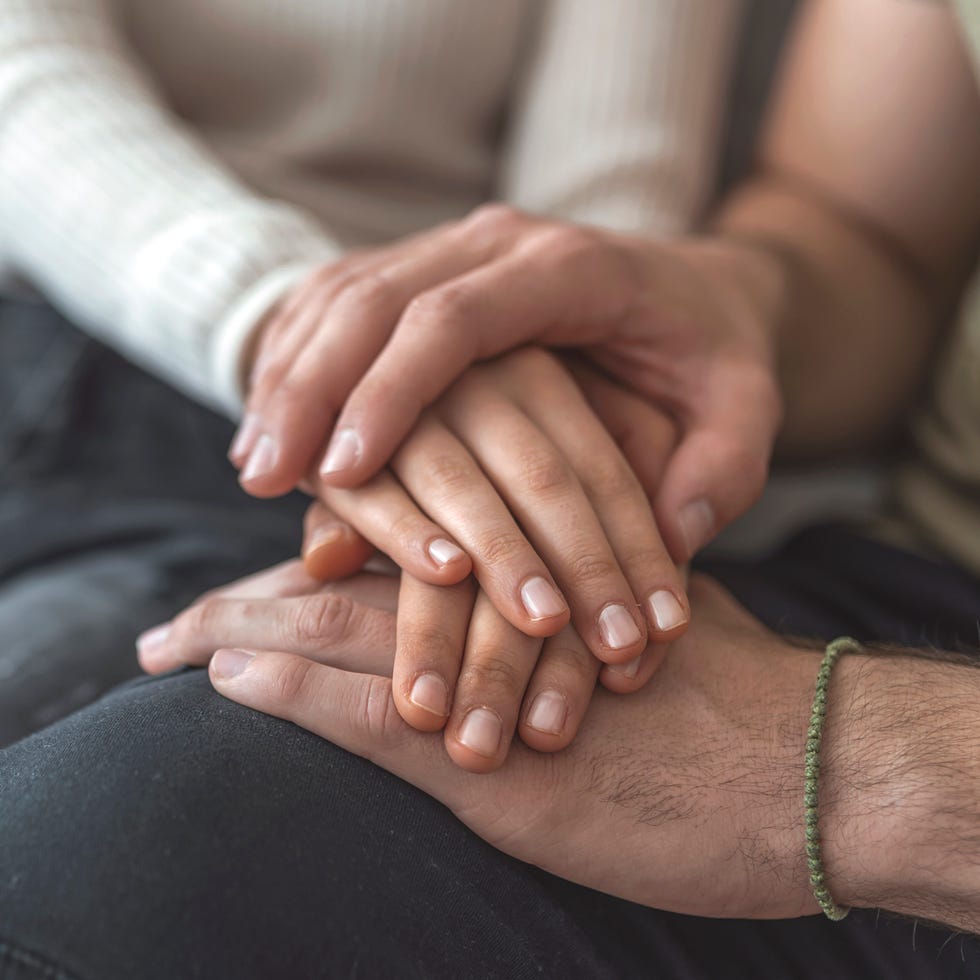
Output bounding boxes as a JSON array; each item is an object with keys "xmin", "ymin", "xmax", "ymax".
[{"xmin": 1, "ymin": 304, "xmax": 979, "ymax": 979}]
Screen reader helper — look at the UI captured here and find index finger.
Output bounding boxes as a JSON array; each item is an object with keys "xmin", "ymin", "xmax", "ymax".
[{"xmin": 318, "ymin": 234, "xmax": 633, "ymax": 487}]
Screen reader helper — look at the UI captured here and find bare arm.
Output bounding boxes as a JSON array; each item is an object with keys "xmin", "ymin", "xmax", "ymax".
[{"xmin": 713, "ymin": 0, "xmax": 980, "ymax": 459}]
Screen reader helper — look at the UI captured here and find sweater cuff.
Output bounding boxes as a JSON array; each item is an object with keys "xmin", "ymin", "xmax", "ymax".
[{"xmin": 208, "ymin": 260, "xmax": 326, "ymax": 418}]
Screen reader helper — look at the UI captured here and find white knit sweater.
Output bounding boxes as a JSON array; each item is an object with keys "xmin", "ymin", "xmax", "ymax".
[{"xmin": 0, "ymin": 0, "xmax": 742, "ymax": 415}]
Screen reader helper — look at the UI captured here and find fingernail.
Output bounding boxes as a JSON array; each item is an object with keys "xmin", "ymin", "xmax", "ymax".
[
  {"xmin": 520, "ymin": 576, "xmax": 567, "ymax": 621},
  {"xmin": 526, "ymin": 691, "xmax": 567, "ymax": 735},
  {"xmin": 137, "ymin": 623, "xmax": 171, "ymax": 653},
  {"xmin": 307, "ymin": 524, "xmax": 345, "ymax": 554},
  {"xmin": 427, "ymin": 538, "xmax": 467, "ymax": 568},
  {"xmin": 457, "ymin": 707, "xmax": 502, "ymax": 757},
  {"xmin": 320, "ymin": 427, "xmax": 361, "ymax": 477},
  {"xmin": 598, "ymin": 603, "xmax": 642, "ymax": 650},
  {"xmin": 211, "ymin": 648, "xmax": 254, "ymax": 680},
  {"xmin": 678, "ymin": 499, "xmax": 714, "ymax": 558},
  {"xmin": 408, "ymin": 672, "xmax": 449, "ymax": 717},
  {"xmin": 228, "ymin": 413, "xmax": 261, "ymax": 463},
  {"xmin": 647, "ymin": 590, "xmax": 687, "ymax": 632},
  {"xmin": 607, "ymin": 655, "xmax": 641, "ymax": 679},
  {"xmin": 240, "ymin": 434, "xmax": 278, "ymax": 483}
]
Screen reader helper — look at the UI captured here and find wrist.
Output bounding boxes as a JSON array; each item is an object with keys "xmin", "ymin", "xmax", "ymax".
[{"xmin": 819, "ymin": 652, "xmax": 980, "ymax": 929}]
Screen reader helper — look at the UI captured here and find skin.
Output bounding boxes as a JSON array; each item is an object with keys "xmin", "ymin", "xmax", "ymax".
[
  {"xmin": 154, "ymin": 566, "xmax": 980, "ymax": 930},
  {"xmin": 148, "ymin": 0, "xmax": 980, "ymax": 929}
]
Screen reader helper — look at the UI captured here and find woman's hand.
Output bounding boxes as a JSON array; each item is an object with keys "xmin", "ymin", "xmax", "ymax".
[
  {"xmin": 297, "ymin": 349, "xmax": 689, "ymax": 663},
  {"xmin": 231, "ymin": 207, "xmax": 784, "ymax": 562},
  {"xmin": 137, "ymin": 562, "xmax": 659, "ymax": 772}
]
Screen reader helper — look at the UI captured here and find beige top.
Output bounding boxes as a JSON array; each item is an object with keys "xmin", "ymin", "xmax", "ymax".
[
  {"xmin": 893, "ymin": 0, "xmax": 980, "ymax": 576},
  {"xmin": 0, "ymin": 0, "xmax": 741, "ymax": 415}
]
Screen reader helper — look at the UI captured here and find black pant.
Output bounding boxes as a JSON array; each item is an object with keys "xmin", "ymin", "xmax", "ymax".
[{"xmin": 2, "ymin": 305, "xmax": 980, "ymax": 979}]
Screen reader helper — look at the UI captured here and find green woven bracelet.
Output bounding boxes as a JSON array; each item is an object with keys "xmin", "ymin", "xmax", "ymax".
[{"xmin": 804, "ymin": 636, "xmax": 862, "ymax": 922}]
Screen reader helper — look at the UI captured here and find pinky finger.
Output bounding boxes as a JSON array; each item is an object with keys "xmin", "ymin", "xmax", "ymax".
[{"xmin": 518, "ymin": 626, "xmax": 599, "ymax": 753}]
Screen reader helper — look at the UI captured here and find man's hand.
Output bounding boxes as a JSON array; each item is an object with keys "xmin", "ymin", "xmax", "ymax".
[
  {"xmin": 196, "ymin": 571, "xmax": 980, "ymax": 925},
  {"xmin": 230, "ymin": 209, "xmax": 784, "ymax": 562}
]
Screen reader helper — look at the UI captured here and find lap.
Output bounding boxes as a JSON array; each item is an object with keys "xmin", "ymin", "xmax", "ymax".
[
  {"xmin": 2, "ymin": 529, "xmax": 979, "ymax": 979},
  {"xmin": 3, "ymin": 303, "xmax": 980, "ymax": 978}
]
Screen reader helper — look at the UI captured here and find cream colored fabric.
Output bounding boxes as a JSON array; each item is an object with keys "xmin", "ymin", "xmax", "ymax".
[
  {"xmin": 0, "ymin": 0, "xmax": 741, "ymax": 414},
  {"xmin": 893, "ymin": 0, "xmax": 980, "ymax": 576}
]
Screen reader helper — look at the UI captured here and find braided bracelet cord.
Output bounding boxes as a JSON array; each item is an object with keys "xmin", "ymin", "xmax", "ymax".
[{"xmin": 804, "ymin": 636, "xmax": 863, "ymax": 922}]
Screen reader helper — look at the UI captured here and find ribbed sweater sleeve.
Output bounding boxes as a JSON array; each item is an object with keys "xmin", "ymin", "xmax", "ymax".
[
  {"xmin": 499, "ymin": 0, "xmax": 744, "ymax": 235},
  {"xmin": 0, "ymin": 0, "xmax": 339, "ymax": 415}
]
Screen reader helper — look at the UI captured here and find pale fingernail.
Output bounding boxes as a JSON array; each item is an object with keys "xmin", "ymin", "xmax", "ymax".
[
  {"xmin": 307, "ymin": 524, "xmax": 345, "ymax": 553},
  {"xmin": 137, "ymin": 623, "xmax": 171, "ymax": 653},
  {"xmin": 211, "ymin": 648, "xmax": 254, "ymax": 680},
  {"xmin": 240, "ymin": 434, "xmax": 279, "ymax": 483},
  {"xmin": 427, "ymin": 538, "xmax": 466, "ymax": 568},
  {"xmin": 598, "ymin": 603, "xmax": 642, "ymax": 650},
  {"xmin": 228, "ymin": 413, "xmax": 262, "ymax": 463},
  {"xmin": 409, "ymin": 672, "xmax": 449, "ymax": 717},
  {"xmin": 320, "ymin": 427, "xmax": 361, "ymax": 477},
  {"xmin": 520, "ymin": 577, "xmax": 567, "ymax": 621},
  {"xmin": 457, "ymin": 707, "xmax": 502, "ymax": 757},
  {"xmin": 647, "ymin": 590, "xmax": 687, "ymax": 632},
  {"xmin": 678, "ymin": 499, "xmax": 714, "ymax": 558},
  {"xmin": 526, "ymin": 691, "xmax": 567, "ymax": 735},
  {"xmin": 607, "ymin": 655, "xmax": 641, "ymax": 679}
]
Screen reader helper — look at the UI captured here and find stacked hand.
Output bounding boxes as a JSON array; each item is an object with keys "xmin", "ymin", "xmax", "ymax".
[
  {"xmin": 144, "ymin": 348, "xmax": 689, "ymax": 770},
  {"xmin": 231, "ymin": 207, "xmax": 783, "ymax": 564},
  {"xmin": 138, "ymin": 561, "xmax": 901, "ymax": 920}
]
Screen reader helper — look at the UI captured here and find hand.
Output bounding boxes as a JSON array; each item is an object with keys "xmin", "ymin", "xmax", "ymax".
[
  {"xmin": 203, "ymin": 574, "xmax": 909, "ymax": 918},
  {"xmin": 297, "ymin": 349, "xmax": 690, "ymax": 668},
  {"xmin": 230, "ymin": 207, "xmax": 784, "ymax": 562},
  {"xmin": 137, "ymin": 563, "xmax": 658, "ymax": 772}
]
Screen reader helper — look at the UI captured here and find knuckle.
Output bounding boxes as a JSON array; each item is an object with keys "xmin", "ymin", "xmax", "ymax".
[
  {"xmin": 565, "ymin": 550, "xmax": 620, "ymax": 587},
  {"xmin": 425, "ymin": 453, "xmax": 476, "ymax": 497},
  {"xmin": 531, "ymin": 224, "xmax": 600, "ymax": 262},
  {"xmin": 464, "ymin": 202, "xmax": 523, "ymax": 238},
  {"xmin": 176, "ymin": 596, "xmax": 221, "ymax": 639},
  {"xmin": 461, "ymin": 654, "xmax": 523, "ymax": 700},
  {"xmin": 473, "ymin": 531, "xmax": 528, "ymax": 570},
  {"xmin": 587, "ymin": 454, "xmax": 641, "ymax": 503},
  {"xmin": 404, "ymin": 284, "xmax": 470, "ymax": 327},
  {"xmin": 334, "ymin": 273, "xmax": 395, "ymax": 314},
  {"xmin": 358, "ymin": 675, "xmax": 404, "ymax": 747},
  {"xmin": 538, "ymin": 642, "xmax": 597, "ymax": 690},
  {"xmin": 399, "ymin": 623, "xmax": 459, "ymax": 664},
  {"xmin": 269, "ymin": 656, "xmax": 317, "ymax": 706},
  {"xmin": 288, "ymin": 594, "xmax": 354, "ymax": 646},
  {"xmin": 518, "ymin": 448, "xmax": 573, "ymax": 498}
]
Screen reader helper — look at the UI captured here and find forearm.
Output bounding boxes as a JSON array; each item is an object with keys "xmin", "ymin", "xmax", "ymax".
[
  {"xmin": 0, "ymin": 0, "xmax": 338, "ymax": 414},
  {"xmin": 711, "ymin": 176, "xmax": 955, "ymax": 460},
  {"xmin": 818, "ymin": 647, "xmax": 980, "ymax": 933}
]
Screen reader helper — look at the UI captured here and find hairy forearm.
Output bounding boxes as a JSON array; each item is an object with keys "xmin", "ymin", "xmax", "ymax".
[
  {"xmin": 818, "ymin": 647, "xmax": 980, "ymax": 933},
  {"xmin": 711, "ymin": 175, "xmax": 959, "ymax": 461}
]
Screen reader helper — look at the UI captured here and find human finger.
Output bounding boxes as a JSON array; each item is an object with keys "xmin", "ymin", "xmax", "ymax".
[
  {"xmin": 517, "ymin": 625, "xmax": 600, "ymax": 753},
  {"xmin": 387, "ymin": 414, "xmax": 571, "ymax": 638},
  {"xmin": 318, "ymin": 225, "xmax": 633, "ymax": 487},
  {"xmin": 510, "ymin": 353, "xmax": 690, "ymax": 644},
  {"xmin": 302, "ymin": 500, "xmax": 376, "ymax": 581},
  {"xmin": 238, "ymin": 221, "xmax": 516, "ymax": 497},
  {"xmin": 654, "ymin": 362, "xmax": 782, "ymax": 562},
  {"xmin": 444, "ymin": 591, "xmax": 544, "ymax": 774},
  {"xmin": 138, "ymin": 591, "xmax": 396, "ymax": 676},
  {"xmin": 391, "ymin": 574, "xmax": 476, "ymax": 733},
  {"xmin": 433, "ymin": 373, "xmax": 649, "ymax": 663},
  {"xmin": 321, "ymin": 468, "xmax": 473, "ymax": 586},
  {"xmin": 563, "ymin": 356, "xmax": 678, "ymax": 501}
]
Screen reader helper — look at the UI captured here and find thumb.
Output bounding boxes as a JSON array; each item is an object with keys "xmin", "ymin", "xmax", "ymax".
[{"xmin": 654, "ymin": 372, "xmax": 780, "ymax": 562}]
